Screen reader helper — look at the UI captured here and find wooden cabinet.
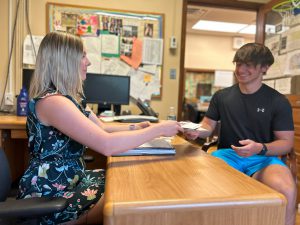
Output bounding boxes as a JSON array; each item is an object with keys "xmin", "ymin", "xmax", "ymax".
[{"xmin": 287, "ymin": 95, "xmax": 300, "ymax": 204}]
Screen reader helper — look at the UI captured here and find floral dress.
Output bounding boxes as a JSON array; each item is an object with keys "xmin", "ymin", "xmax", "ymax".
[{"xmin": 17, "ymin": 92, "xmax": 105, "ymax": 224}]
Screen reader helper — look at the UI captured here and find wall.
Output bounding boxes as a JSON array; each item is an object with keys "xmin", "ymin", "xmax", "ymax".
[
  {"xmin": 185, "ymin": 32, "xmax": 254, "ymax": 70},
  {"xmin": 0, "ymin": 0, "xmax": 9, "ymax": 109},
  {"xmin": 0, "ymin": 0, "xmax": 183, "ymax": 119}
]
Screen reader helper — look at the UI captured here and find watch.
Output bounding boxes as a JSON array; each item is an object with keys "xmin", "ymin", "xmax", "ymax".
[{"xmin": 258, "ymin": 143, "xmax": 268, "ymax": 156}]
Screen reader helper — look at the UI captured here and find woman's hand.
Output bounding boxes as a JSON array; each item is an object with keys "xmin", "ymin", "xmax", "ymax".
[{"xmin": 156, "ymin": 120, "xmax": 184, "ymax": 137}]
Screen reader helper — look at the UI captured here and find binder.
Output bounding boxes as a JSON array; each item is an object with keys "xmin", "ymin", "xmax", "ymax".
[{"xmin": 113, "ymin": 138, "xmax": 175, "ymax": 156}]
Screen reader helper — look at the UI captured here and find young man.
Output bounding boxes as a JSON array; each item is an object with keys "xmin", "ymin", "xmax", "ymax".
[{"xmin": 184, "ymin": 43, "xmax": 296, "ymax": 225}]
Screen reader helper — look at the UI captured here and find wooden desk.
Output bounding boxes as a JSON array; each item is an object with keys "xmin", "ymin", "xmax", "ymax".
[
  {"xmin": 0, "ymin": 115, "xmax": 106, "ymax": 181},
  {"xmin": 0, "ymin": 115, "xmax": 27, "ymax": 181},
  {"xmin": 104, "ymin": 137, "xmax": 286, "ymax": 225}
]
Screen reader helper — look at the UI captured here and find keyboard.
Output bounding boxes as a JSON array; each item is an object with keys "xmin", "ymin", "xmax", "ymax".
[{"xmin": 100, "ymin": 115, "xmax": 159, "ymax": 123}]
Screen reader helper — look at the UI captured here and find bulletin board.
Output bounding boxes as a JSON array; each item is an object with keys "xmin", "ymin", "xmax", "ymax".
[{"xmin": 47, "ymin": 2, "xmax": 164, "ymax": 100}]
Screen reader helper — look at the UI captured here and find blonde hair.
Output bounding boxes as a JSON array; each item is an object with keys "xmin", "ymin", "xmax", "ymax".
[{"xmin": 30, "ymin": 32, "xmax": 84, "ymax": 101}]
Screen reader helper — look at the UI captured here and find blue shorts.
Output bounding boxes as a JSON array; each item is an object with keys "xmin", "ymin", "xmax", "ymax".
[{"xmin": 211, "ymin": 149, "xmax": 286, "ymax": 176}]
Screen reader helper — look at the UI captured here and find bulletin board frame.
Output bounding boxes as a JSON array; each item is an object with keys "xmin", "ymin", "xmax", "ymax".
[{"xmin": 46, "ymin": 2, "xmax": 164, "ymax": 99}]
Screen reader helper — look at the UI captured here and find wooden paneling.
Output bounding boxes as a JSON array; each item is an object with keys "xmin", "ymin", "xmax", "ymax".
[{"xmin": 287, "ymin": 95, "xmax": 300, "ymax": 205}]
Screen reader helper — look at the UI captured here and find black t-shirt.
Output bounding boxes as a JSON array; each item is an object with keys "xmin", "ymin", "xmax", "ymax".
[{"xmin": 206, "ymin": 84, "xmax": 294, "ymax": 149}]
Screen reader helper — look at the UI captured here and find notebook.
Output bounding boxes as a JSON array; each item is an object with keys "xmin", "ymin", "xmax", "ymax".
[{"xmin": 113, "ymin": 137, "xmax": 175, "ymax": 156}]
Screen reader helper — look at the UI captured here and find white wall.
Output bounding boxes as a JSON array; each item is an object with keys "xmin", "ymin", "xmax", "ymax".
[{"xmin": 185, "ymin": 33, "xmax": 254, "ymax": 70}]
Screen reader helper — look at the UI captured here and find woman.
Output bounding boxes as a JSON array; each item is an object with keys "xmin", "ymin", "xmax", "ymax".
[{"xmin": 18, "ymin": 32, "xmax": 182, "ymax": 225}]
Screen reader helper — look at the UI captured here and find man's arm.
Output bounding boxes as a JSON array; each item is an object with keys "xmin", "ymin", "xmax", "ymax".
[
  {"xmin": 231, "ymin": 130, "xmax": 294, "ymax": 157},
  {"xmin": 184, "ymin": 117, "xmax": 217, "ymax": 140}
]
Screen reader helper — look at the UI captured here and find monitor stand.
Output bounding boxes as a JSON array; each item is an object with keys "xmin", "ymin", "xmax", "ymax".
[
  {"xmin": 97, "ymin": 103, "xmax": 112, "ymax": 116},
  {"xmin": 113, "ymin": 104, "xmax": 121, "ymax": 116}
]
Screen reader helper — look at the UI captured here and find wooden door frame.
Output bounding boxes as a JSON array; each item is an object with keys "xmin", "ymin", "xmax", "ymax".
[{"xmin": 178, "ymin": 0, "xmax": 264, "ymax": 120}]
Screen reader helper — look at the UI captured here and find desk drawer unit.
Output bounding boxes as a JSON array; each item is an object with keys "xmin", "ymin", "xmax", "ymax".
[{"xmin": 287, "ymin": 95, "xmax": 300, "ymax": 204}]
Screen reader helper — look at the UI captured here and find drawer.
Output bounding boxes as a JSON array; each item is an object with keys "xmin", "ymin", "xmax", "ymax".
[{"xmin": 287, "ymin": 95, "xmax": 300, "ymax": 108}]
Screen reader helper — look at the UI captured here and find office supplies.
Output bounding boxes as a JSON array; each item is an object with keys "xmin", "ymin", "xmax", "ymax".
[
  {"xmin": 113, "ymin": 137, "xmax": 175, "ymax": 156},
  {"xmin": 100, "ymin": 115, "xmax": 158, "ymax": 123}
]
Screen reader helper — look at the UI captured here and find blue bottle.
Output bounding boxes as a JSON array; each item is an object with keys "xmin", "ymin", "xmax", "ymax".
[{"xmin": 17, "ymin": 87, "xmax": 29, "ymax": 116}]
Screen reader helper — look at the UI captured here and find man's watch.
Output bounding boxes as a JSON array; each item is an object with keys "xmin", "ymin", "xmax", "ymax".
[{"xmin": 258, "ymin": 143, "xmax": 268, "ymax": 155}]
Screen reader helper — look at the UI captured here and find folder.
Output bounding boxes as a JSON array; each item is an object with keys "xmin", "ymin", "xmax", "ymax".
[{"xmin": 113, "ymin": 138, "xmax": 175, "ymax": 156}]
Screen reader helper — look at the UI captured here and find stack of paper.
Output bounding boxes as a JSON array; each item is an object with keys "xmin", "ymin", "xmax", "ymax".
[{"xmin": 113, "ymin": 137, "xmax": 175, "ymax": 156}]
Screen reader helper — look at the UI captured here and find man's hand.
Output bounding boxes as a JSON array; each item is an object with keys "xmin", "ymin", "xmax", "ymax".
[
  {"xmin": 231, "ymin": 139, "xmax": 262, "ymax": 157},
  {"xmin": 184, "ymin": 129, "xmax": 201, "ymax": 140}
]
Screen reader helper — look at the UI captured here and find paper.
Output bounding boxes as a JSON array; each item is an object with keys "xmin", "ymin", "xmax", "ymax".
[
  {"xmin": 284, "ymin": 49, "xmax": 300, "ymax": 75},
  {"xmin": 82, "ymin": 37, "xmax": 101, "ymax": 73},
  {"xmin": 100, "ymin": 58, "xmax": 131, "ymax": 75},
  {"xmin": 214, "ymin": 70, "xmax": 234, "ymax": 87},
  {"xmin": 113, "ymin": 137, "xmax": 175, "ymax": 156},
  {"xmin": 275, "ymin": 77, "xmax": 292, "ymax": 94},
  {"xmin": 101, "ymin": 34, "xmax": 120, "ymax": 56},
  {"xmin": 142, "ymin": 38, "xmax": 163, "ymax": 65},
  {"xmin": 120, "ymin": 37, "xmax": 143, "ymax": 69},
  {"xmin": 179, "ymin": 121, "xmax": 208, "ymax": 132},
  {"xmin": 23, "ymin": 35, "xmax": 44, "ymax": 65},
  {"xmin": 129, "ymin": 69, "xmax": 160, "ymax": 101}
]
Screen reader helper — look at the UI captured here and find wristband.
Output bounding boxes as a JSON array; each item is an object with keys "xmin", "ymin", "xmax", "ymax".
[{"xmin": 258, "ymin": 143, "xmax": 268, "ymax": 155}]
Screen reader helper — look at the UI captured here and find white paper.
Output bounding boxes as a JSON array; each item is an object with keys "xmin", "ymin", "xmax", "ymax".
[
  {"xmin": 82, "ymin": 37, "xmax": 101, "ymax": 73},
  {"xmin": 263, "ymin": 79, "xmax": 275, "ymax": 89},
  {"xmin": 142, "ymin": 38, "xmax": 163, "ymax": 65},
  {"xmin": 138, "ymin": 64, "xmax": 157, "ymax": 75},
  {"xmin": 101, "ymin": 34, "xmax": 119, "ymax": 55},
  {"xmin": 23, "ymin": 35, "xmax": 44, "ymax": 65},
  {"xmin": 128, "ymin": 69, "xmax": 160, "ymax": 101},
  {"xmin": 275, "ymin": 77, "xmax": 292, "ymax": 94},
  {"xmin": 214, "ymin": 70, "xmax": 234, "ymax": 87},
  {"xmin": 284, "ymin": 49, "xmax": 300, "ymax": 75},
  {"xmin": 100, "ymin": 58, "xmax": 131, "ymax": 75}
]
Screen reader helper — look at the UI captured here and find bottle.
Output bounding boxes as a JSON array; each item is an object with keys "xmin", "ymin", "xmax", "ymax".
[
  {"xmin": 17, "ymin": 87, "xmax": 29, "ymax": 116},
  {"xmin": 167, "ymin": 106, "xmax": 177, "ymax": 120}
]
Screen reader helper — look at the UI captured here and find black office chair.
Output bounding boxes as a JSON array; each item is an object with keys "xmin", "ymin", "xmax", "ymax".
[
  {"xmin": 0, "ymin": 148, "xmax": 68, "ymax": 225},
  {"xmin": 185, "ymin": 103, "xmax": 200, "ymax": 123}
]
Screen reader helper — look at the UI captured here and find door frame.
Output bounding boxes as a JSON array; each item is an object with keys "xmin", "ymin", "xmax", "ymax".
[{"xmin": 178, "ymin": 0, "xmax": 264, "ymax": 120}]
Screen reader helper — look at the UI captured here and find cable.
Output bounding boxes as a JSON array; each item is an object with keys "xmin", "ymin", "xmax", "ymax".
[
  {"xmin": 25, "ymin": 0, "xmax": 37, "ymax": 58},
  {"xmin": 0, "ymin": 0, "xmax": 22, "ymax": 112}
]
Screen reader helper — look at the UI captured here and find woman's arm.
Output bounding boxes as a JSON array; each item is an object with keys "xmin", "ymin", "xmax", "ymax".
[
  {"xmin": 36, "ymin": 96, "xmax": 182, "ymax": 156},
  {"xmin": 86, "ymin": 106, "xmax": 150, "ymax": 132}
]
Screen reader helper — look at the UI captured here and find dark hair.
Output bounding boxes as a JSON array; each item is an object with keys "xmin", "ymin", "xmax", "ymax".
[{"xmin": 233, "ymin": 43, "xmax": 274, "ymax": 67}]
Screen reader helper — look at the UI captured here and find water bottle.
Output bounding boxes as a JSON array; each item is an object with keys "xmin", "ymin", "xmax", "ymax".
[
  {"xmin": 17, "ymin": 87, "xmax": 29, "ymax": 116},
  {"xmin": 167, "ymin": 106, "xmax": 177, "ymax": 120}
]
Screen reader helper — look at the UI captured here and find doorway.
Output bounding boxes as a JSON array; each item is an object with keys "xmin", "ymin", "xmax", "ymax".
[{"xmin": 178, "ymin": 0, "xmax": 263, "ymax": 120}]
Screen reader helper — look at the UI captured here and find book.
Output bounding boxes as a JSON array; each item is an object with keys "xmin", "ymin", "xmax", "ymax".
[{"xmin": 113, "ymin": 137, "xmax": 175, "ymax": 156}]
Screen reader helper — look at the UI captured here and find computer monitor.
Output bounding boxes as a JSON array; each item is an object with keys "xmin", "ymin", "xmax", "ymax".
[
  {"xmin": 83, "ymin": 73, "xmax": 130, "ymax": 115},
  {"xmin": 22, "ymin": 69, "xmax": 34, "ymax": 92}
]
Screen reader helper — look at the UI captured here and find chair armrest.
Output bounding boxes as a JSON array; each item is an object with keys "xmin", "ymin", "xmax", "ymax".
[
  {"xmin": 281, "ymin": 149, "xmax": 297, "ymax": 182},
  {"xmin": 201, "ymin": 136, "xmax": 218, "ymax": 152},
  {"xmin": 0, "ymin": 197, "xmax": 68, "ymax": 218}
]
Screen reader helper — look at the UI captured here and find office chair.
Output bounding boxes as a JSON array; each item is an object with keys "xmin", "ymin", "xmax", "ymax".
[
  {"xmin": 186, "ymin": 103, "xmax": 200, "ymax": 123},
  {"xmin": 0, "ymin": 148, "xmax": 68, "ymax": 225}
]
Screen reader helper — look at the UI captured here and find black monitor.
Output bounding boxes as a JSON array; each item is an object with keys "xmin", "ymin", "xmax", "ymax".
[
  {"xmin": 22, "ymin": 69, "xmax": 34, "ymax": 92},
  {"xmin": 83, "ymin": 73, "xmax": 130, "ymax": 115}
]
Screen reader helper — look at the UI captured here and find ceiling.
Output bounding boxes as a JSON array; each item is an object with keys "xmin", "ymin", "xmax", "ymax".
[{"xmin": 186, "ymin": 0, "xmax": 270, "ymax": 38}]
